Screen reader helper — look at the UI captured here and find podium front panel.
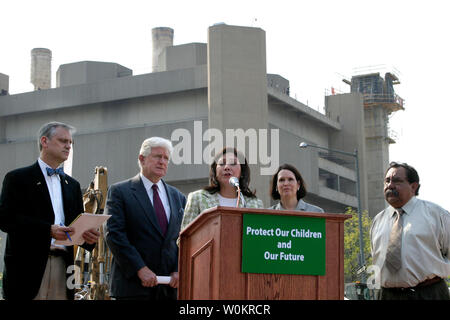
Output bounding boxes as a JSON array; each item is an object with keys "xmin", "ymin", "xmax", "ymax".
[{"xmin": 179, "ymin": 207, "xmax": 349, "ymax": 300}]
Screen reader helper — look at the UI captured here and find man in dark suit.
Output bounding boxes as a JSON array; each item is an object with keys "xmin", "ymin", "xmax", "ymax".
[
  {"xmin": 105, "ymin": 137, "xmax": 186, "ymax": 300},
  {"xmin": 0, "ymin": 122, "xmax": 100, "ymax": 300}
]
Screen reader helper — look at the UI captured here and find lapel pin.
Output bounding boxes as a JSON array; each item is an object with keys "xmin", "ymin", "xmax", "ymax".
[
  {"xmin": 65, "ymin": 180, "xmax": 68, "ymax": 184},
  {"xmin": 37, "ymin": 182, "xmax": 41, "ymax": 186}
]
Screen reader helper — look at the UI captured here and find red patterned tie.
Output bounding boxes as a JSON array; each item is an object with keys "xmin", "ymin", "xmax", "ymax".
[{"xmin": 152, "ymin": 184, "xmax": 168, "ymax": 236}]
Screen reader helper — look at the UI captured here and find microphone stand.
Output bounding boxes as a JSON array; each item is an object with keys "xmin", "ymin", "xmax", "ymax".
[{"xmin": 235, "ymin": 186, "xmax": 241, "ymax": 208}]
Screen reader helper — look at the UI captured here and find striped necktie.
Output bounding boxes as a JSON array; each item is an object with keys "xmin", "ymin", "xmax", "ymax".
[{"xmin": 385, "ymin": 208, "xmax": 404, "ymax": 272}]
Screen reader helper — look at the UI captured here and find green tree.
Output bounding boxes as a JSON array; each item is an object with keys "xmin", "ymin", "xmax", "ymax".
[
  {"xmin": 344, "ymin": 207, "xmax": 372, "ymax": 283},
  {"xmin": 344, "ymin": 210, "xmax": 450, "ymax": 290}
]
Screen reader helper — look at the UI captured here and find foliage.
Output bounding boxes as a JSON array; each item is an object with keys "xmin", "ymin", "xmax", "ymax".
[
  {"xmin": 344, "ymin": 209, "xmax": 450, "ymax": 290},
  {"xmin": 344, "ymin": 207, "xmax": 372, "ymax": 283}
]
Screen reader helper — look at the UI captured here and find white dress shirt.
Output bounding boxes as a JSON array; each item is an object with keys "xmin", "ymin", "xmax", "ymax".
[
  {"xmin": 140, "ymin": 173, "xmax": 171, "ymax": 222},
  {"xmin": 38, "ymin": 158, "xmax": 66, "ymax": 248},
  {"xmin": 217, "ymin": 194, "xmax": 238, "ymax": 207},
  {"xmin": 370, "ymin": 196, "xmax": 450, "ymax": 288}
]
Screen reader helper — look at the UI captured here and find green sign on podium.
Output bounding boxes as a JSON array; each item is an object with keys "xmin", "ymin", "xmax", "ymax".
[{"xmin": 242, "ymin": 214, "xmax": 326, "ymax": 275}]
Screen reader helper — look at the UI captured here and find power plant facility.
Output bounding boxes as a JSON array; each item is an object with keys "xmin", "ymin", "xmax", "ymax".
[{"xmin": 0, "ymin": 24, "xmax": 404, "ymax": 285}]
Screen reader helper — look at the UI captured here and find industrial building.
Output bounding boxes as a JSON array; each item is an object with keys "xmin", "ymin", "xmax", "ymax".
[{"xmin": 0, "ymin": 24, "xmax": 404, "ymax": 276}]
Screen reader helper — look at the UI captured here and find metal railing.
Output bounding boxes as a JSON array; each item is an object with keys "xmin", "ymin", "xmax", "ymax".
[{"xmin": 362, "ymin": 93, "xmax": 404, "ymax": 109}]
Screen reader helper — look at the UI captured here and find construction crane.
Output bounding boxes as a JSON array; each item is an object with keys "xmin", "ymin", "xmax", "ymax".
[{"xmin": 74, "ymin": 166, "xmax": 111, "ymax": 300}]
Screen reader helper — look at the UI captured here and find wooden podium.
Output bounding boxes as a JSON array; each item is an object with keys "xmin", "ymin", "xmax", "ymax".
[{"xmin": 178, "ymin": 207, "xmax": 350, "ymax": 300}]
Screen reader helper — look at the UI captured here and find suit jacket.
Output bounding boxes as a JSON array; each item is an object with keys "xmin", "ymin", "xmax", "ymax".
[
  {"xmin": 269, "ymin": 199, "xmax": 324, "ymax": 213},
  {"xmin": 181, "ymin": 189, "xmax": 264, "ymax": 230},
  {"xmin": 0, "ymin": 161, "xmax": 85, "ymax": 300},
  {"xmin": 104, "ymin": 174, "xmax": 186, "ymax": 299}
]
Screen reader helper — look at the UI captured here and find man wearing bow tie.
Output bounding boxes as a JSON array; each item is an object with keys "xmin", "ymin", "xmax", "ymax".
[{"xmin": 0, "ymin": 121, "xmax": 100, "ymax": 300}]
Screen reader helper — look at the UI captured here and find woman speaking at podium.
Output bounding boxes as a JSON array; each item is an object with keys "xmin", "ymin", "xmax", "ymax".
[
  {"xmin": 181, "ymin": 147, "xmax": 263, "ymax": 230},
  {"xmin": 269, "ymin": 164, "xmax": 324, "ymax": 213}
]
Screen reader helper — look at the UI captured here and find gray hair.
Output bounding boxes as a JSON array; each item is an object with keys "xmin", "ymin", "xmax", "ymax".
[
  {"xmin": 138, "ymin": 137, "xmax": 173, "ymax": 169},
  {"xmin": 37, "ymin": 121, "xmax": 75, "ymax": 151}
]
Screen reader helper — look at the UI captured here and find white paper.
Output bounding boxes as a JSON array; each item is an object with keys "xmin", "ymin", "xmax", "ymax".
[
  {"xmin": 156, "ymin": 276, "xmax": 171, "ymax": 284},
  {"xmin": 55, "ymin": 213, "xmax": 111, "ymax": 246}
]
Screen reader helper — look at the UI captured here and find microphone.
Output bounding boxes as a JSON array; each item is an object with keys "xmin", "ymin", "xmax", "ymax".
[
  {"xmin": 229, "ymin": 176, "xmax": 240, "ymax": 188},
  {"xmin": 229, "ymin": 177, "xmax": 241, "ymax": 208}
]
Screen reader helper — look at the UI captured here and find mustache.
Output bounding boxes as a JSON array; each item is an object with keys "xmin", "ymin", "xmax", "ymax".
[{"xmin": 385, "ymin": 189, "xmax": 399, "ymax": 197}]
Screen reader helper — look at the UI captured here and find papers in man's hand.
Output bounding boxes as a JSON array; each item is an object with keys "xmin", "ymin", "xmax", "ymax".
[
  {"xmin": 156, "ymin": 276, "xmax": 171, "ymax": 285},
  {"xmin": 55, "ymin": 213, "xmax": 111, "ymax": 246}
]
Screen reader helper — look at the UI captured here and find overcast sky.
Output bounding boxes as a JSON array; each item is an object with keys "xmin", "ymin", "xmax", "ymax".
[{"xmin": 1, "ymin": 0, "xmax": 449, "ymax": 211}]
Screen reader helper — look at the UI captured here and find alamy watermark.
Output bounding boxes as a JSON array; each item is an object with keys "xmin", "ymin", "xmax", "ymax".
[
  {"xmin": 67, "ymin": 264, "xmax": 81, "ymax": 290},
  {"xmin": 366, "ymin": 264, "xmax": 381, "ymax": 289},
  {"xmin": 170, "ymin": 121, "xmax": 279, "ymax": 175}
]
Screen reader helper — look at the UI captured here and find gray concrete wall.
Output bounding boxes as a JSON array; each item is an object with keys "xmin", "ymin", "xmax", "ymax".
[
  {"xmin": 208, "ymin": 24, "xmax": 270, "ymax": 206},
  {"xmin": 0, "ymin": 65, "xmax": 207, "ymax": 117},
  {"xmin": 268, "ymin": 103, "xmax": 329, "ymax": 150},
  {"xmin": 267, "ymin": 74, "xmax": 290, "ymax": 95},
  {"xmin": 2, "ymin": 90, "xmax": 207, "ymax": 143},
  {"xmin": 325, "ymin": 93, "xmax": 369, "ymax": 214},
  {"xmin": 271, "ymin": 124, "xmax": 356, "ymax": 213},
  {"xmin": 56, "ymin": 61, "xmax": 132, "ymax": 87},
  {"xmin": 364, "ymin": 105, "xmax": 390, "ymax": 216},
  {"xmin": 0, "ymin": 89, "xmax": 209, "ymax": 188},
  {"xmin": 161, "ymin": 43, "xmax": 207, "ymax": 72},
  {"xmin": 208, "ymin": 25, "xmax": 268, "ymax": 130},
  {"xmin": 268, "ymin": 87, "xmax": 341, "ymax": 130},
  {"xmin": 273, "ymin": 125, "xmax": 320, "ymax": 194}
]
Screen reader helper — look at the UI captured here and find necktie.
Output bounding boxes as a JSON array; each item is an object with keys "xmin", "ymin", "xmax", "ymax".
[
  {"xmin": 46, "ymin": 167, "xmax": 65, "ymax": 177},
  {"xmin": 385, "ymin": 208, "xmax": 404, "ymax": 272},
  {"xmin": 152, "ymin": 184, "xmax": 168, "ymax": 236}
]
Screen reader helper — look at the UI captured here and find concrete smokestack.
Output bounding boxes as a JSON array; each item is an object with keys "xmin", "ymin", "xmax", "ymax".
[
  {"xmin": 31, "ymin": 48, "xmax": 52, "ymax": 90},
  {"xmin": 152, "ymin": 27, "xmax": 173, "ymax": 72}
]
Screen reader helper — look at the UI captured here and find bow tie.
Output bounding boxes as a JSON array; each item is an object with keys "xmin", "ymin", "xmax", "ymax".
[{"xmin": 46, "ymin": 167, "xmax": 65, "ymax": 177}]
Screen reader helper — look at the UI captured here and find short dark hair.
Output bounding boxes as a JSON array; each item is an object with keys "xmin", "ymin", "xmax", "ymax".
[
  {"xmin": 204, "ymin": 147, "xmax": 256, "ymax": 198},
  {"xmin": 270, "ymin": 164, "xmax": 307, "ymax": 200},
  {"xmin": 386, "ymin": 161, "xmax": 420, "ymax": 195}
]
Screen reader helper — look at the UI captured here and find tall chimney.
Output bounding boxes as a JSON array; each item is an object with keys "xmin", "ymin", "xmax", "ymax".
[
  {"xmin": 31, "ymin": 48, "xmax": 52, "ymax": 90},
  {"xmin": 152, "ymin": 27, "xmax": 173, "ymax": 72}
]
